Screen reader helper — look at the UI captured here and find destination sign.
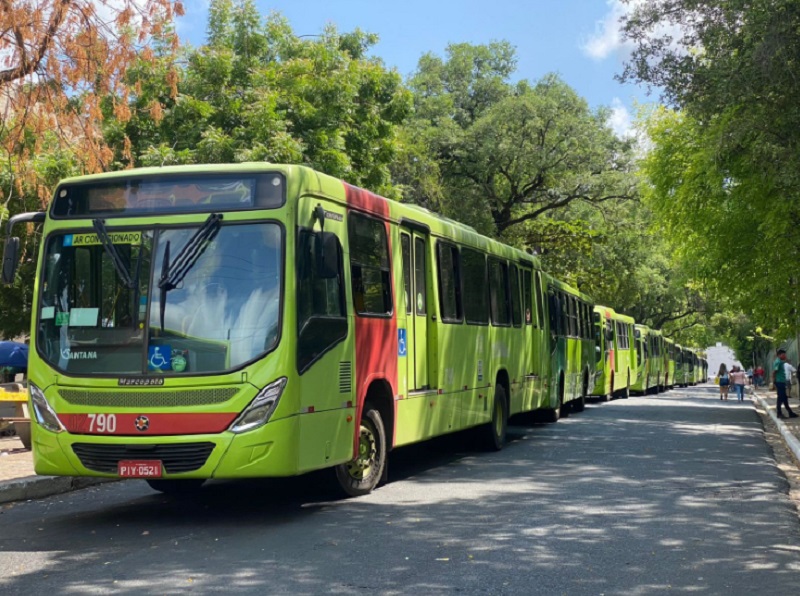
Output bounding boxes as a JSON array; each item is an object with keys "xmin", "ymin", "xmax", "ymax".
[{"xmin": 64, "ymin": 232, "xmax": 142, "ymax": 246}]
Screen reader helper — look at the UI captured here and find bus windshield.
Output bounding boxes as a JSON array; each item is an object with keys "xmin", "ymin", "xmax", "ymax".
[{"xmin": 37, "ymin": 222, "xmax": 282, "ymax": 376}]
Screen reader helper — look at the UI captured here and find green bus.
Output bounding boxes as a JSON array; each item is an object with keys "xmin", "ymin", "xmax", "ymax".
[
  {"xmin": 2, "ymin": 163, "xmax": 596, "ymax": 496},
  {"xmin": 674, "ymin": 344, "xmax": 687, "ymax": 387},
  {"xmin": 591, "ymin": 306, "xmax": 636, "ymax": 400},
  {"xmin": 664, "ymin": 338, "xmax": 677, "ymax": 390},
  {"xmin": 631, "ymin": 324, "xmax": 651, "ymax": 395},
  {"xmin": 542, "ymin": 277, "xmax": 597, "ymax": 420}
]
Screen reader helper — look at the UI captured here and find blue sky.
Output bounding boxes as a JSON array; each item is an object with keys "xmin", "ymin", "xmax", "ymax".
[{"xmin": 176, "ymin": 0, "xmax": 647, "ymax": 136}]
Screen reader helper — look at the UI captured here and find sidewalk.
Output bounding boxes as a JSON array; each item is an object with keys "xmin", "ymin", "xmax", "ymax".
[
  {"xmin": 0, "ymin": 435, "xmax": 111, "ymax": 504},
  {"xmin": 750, "ymin": 386, "xmax": 800, "ymax": 464}
]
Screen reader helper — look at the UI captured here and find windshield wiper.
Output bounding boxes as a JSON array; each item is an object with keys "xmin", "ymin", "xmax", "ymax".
[
  {"xmin": 157, "ymin": 213, "xmax": 223, "ymax": 331},
  {"xmin": 92, "ymin": 219, "xmax": 136, "ymax": 289}
]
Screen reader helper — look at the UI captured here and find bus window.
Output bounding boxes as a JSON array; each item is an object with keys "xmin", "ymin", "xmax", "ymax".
[
  {"xmin": 401, "ymin": 234, "xmax": 412, "ymax": 315},
  {"xmin": 461, "ymin": 248, "xmax": 488, "ymax": 324},
  {"xmin": 297, "ymin": 230, "xmax": 347, "ymax": 372},
  {"xmin": 414, "ymin": 237, "xmax": 427, "ymax": 315},
  {"xmin": 522, "ymin": 269, "xmax": 532, "ymax": 325},
  {"xmin": 437, "ymin": 242, "xmax": 462, "ymax": 323},
  {"xmin": 348, "ymin": 213, "xmax": 392, "ymax": 316},
  {"xmin": 489, "ymin": 259, "xmax": 510, "ymax": 326},
  {"xmin": 534, "ymin": 272, "xmax": 545, "ymax": 328},
  {"xmin": 510, "ymin": 265, "xmax": 522, "ymax": 327}
]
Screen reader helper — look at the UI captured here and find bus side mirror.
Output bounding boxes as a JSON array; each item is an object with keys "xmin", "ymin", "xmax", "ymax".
[
  {"xmin": 318, "ymin": 232, "xmax": 340, "ymax": 279},
  {"xmin": 1, "ymin": 236, "xmax": 20, "ymax": 285}
]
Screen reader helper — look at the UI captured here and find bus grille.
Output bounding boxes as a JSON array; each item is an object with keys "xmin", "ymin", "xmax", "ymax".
[
  {"xmin": 72, "ymin": 442, "xmax": 215, "ymax": 474},
  {"xmin": 59, "ymin": 388, "xmax": 238, "ymax": 408},
  {"xmin": 339, "ymin": 361, "xmax": 352, "ymax": 393}
]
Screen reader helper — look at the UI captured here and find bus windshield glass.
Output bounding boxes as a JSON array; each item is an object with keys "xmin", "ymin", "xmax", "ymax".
[{"xmin": 37, "ymin": 223, "xmax": 282, "ymax": 376}]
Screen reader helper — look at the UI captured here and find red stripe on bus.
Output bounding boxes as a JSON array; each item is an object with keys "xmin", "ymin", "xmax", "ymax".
[
  {"xmin": 59, "ymin": 413, "xmax": 238, "ymax": 436},
  {"xmin": 344, "ymin": 182, "xmax": 398, "ymax": 451}
]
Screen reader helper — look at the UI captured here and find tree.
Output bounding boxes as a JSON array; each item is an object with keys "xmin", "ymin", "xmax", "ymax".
[
  {"xmin": 110, "ymin": 2, "xmax": 412, "ymax": 197},
  {"xmin": 0, "ymin": 1, "xmax": 183, "ymax": 338},
  {"xmin": 398, "ymin": 43, "xmax": 637, "ymax": 237},
  {"xmin": 620, "ymin": 0, "xmax": 800, "ymax": 340}
]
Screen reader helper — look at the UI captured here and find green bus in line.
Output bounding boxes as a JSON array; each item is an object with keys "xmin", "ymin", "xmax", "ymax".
[
  {"xmin": 664, "ymin": 337, "xmax": 677, "ymax": 390},
  {"xmin": 673, "ymin": 344, "xmax": 687, "ymax": 387},
  {"xmin": 2, "ymin": 163, "xmax": 597, "ymax": 496},
  {"xmin": 631, "ymin": 324, "xmax": 652, "ymax": 395},
  {"xmin": 542, "ymin": 277, "xmax": 597, "ymax": 420},
  {"xmin": 591, "ymin": 305, "xmax": 636, "ymax": 400}
]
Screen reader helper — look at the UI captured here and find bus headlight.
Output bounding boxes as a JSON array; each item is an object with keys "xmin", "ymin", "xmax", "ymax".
[
  {"xmin": 30, "ymin": 383, "xmax": 64, "ymax": 433},
  {"xmin": 229, "ymin": 377, "xmax": 287, "ymax": 434}
]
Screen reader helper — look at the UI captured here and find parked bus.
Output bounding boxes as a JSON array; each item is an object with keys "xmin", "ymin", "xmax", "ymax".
[
  {"xmin": 591, "ymin": 306, "xmax": 636, "ymax": 400},
  {"xmin": 542, "ymin": 277, "xmax": 596, "ymax": 420},
  {"xmin": 664, "ymin": 338, "xmax": 677, "ymax": 390},
  {"xmin": 674, "ymin": 344, "xmax": 687, "ymax": 387},
  {"xmin": 2, "ymin": 163, "xmax": 599, "ymax": 496},
  {"xmin": 630, "ymin": 325, "xmax": 649, "ymax": 395}
]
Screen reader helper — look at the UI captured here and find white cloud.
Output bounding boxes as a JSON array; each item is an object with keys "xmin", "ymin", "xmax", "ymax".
[
  {"xmin": 583, "ymin": 0, "xmax": 636, "ymax": 61},
  {"xmin": 608, "ymin": 98, "xmax": 634, "ymax": 139}
]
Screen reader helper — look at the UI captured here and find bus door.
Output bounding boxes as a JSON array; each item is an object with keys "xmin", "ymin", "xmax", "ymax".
[{"xmin": 400, "ymin": 228, "xmax": 430, "ymax": 391}]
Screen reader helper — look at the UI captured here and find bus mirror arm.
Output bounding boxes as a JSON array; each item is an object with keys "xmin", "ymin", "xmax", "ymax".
[{"xmin": 2, "ymin": 211, "xmax": 45, "ymax": 285}]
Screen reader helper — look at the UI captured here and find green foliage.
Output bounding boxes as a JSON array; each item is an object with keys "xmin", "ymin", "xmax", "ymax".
[
  {"xmin": 107, "ymin": 1, "xmax": 411, "ymax": 197},
  {"xmin": 622, "ymin": 0, "xmax": 800, "ymax": 342},
  {"xmin": 398, "ymin": 43, "xmax": 637, "ymax": 237}
]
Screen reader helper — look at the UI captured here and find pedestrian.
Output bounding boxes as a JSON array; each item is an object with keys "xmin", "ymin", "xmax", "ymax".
[
  {"xmin": 772, "ymin": 349, "xmax": 799, "ymax": 419},
  {"xmin": 730, "ymin": 365, "xmax": 748, "ymax": 402},
  {"xmin": 746, "ymin": 367, "xmax": 754, "ymax": 385},
  {"xmin": 718, "ymin": 363, "xmax": 730, "ymax": 400},
  {"xmin": 755, "ymin": 365, "xmax": 765, "ymax": 387},
  {"xmin": 787, "ymin": 360, "xmax": 799, "ymax": 401}
]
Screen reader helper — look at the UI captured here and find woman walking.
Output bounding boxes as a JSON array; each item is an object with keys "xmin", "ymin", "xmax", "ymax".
[
  {"xmin": 730, "ymin": 366, "xmax": 748, "ymax": 401},
  {"xmin": 718, "ymin": 363, "xmax": 730, "ymax": 400}
]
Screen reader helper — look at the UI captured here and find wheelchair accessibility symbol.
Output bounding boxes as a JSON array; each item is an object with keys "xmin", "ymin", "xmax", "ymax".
[
  {"xmin": 148, "ymin": 345, "xmax": 172, "ymax": 371},
  {"xmin": 398, "ymin": 329, "xmax": 407, "ymax": 357}
]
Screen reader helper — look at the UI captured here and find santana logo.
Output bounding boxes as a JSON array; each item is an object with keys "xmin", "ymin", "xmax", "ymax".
[
  {"xmin": 134, "ymin": 415, "xmax": 150, "ymax": 432},
  {"xmin": 60, "ymin": 349, "xmax": 98, "ymax": 360}
]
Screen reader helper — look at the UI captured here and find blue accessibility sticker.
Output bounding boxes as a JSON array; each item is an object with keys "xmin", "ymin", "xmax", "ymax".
[
  {"xmin": 148, "ymin": 344, "xmax": 172, "ymax": 371},
  {"xmin": 398, "ymin": 329, "xmax": 407, "ymax": 357}
]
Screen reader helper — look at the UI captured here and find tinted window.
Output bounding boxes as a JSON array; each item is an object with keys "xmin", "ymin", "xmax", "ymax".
[
  {"xmin": 489, "ymin": 260, "xmax": 510, "ymax": 326},
  {"xmin": 437, "ymin": 242, "xmax": 462, "ymax": 322},
  {"xmin": 461, "ymin": 248, "xmax": 489, "ymax": 324},
  {"xmin": 510, "ymin": 265, "xmax": 522, "ymax": 327},
  {"xmin": 348, "ymin": 213, "xmax": 392, "ymax": 316},
  {"xmin": 522, "ymin": 270, "xmax": 532, "ymax": 325},
  {"xmin": 414, "ymin": 238, "xmax": 427, "ymax": 315},
  {"xmin": 401, "ymin": 234, "xmax": 412, "ymax": 315}
]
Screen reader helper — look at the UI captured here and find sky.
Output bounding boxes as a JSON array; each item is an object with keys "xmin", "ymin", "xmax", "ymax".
[{"xmin": 175, "ymin": 0, "xmax": 649, "ymax": 137}]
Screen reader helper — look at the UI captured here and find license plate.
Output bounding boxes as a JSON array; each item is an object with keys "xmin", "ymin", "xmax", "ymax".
[{"xmin": 118, "ymin": 460, "xmax": 162, "ymax": 478}]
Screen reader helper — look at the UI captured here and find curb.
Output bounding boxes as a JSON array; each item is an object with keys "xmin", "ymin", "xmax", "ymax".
[
  {"xmin": 0, "ymin": 476, "xmax": 116, "ymax": 505},
  {"xmin": 754, "ymin": 394, "xmax": 800, "ymax": 464}
]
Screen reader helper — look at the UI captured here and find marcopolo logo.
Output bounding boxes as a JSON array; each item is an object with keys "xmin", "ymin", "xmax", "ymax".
[{"xmin": 61, "ymin": 348, "xmax": 98, "ymax": 360}]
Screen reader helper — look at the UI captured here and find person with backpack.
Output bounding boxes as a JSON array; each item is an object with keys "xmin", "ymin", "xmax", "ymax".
[{"xmin": 772, "ymin": 349, "xmax": 799, "ymax": 419}]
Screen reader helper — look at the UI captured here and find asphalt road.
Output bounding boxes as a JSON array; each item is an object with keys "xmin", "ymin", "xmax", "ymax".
[{"xmin": 2, "ymin": 386, "xmax": 800, "ymax": 595}]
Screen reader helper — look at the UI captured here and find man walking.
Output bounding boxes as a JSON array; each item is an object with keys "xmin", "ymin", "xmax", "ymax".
[{"xmin": 772, "ymin": 349, "xmax": 799, "ymax": 419}]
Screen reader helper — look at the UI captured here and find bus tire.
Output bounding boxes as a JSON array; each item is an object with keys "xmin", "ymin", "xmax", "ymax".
[
  {"xmin": 146, "ymin": 479, "xmax": 205, "ymax": 495},
  {"xmin": 572, "ymin": 395, "xmax": 586, "ymax": 413},
  {"xmin": 621, "ymin": 373, "xmax": 630, "ymax": 399},
  {"xmin": 334, "ymin": 405, "xmax": 386, "ymax": 497},
  {"xmin": 482, "ymin": 384, "xmax": 508, "ymax": 451},
  {"xmin": 543, "ymin": 376, "xmax": 564, "ymax": 422}
]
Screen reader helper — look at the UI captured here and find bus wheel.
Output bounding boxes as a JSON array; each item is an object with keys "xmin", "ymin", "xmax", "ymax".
[
  {"xmin": 482, "ymin": 385, "xmax": 508, "ymax": 451},
  {"xmin": 572, "ymin": 395, "xmax": 586, "ymax": 413},
  {"xmin": 146, "ymin": 479, "xmax": 205, "ymax": 495},
  {"xmin": 334, "ymin": 405, "xmax": 386, "ymax": 497},
  {"xmin": 621, "ymin": 374, "xmax": 630, "ymax": 399}
]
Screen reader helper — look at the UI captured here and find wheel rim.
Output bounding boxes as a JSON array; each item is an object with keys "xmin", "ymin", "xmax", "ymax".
[{"xmin": 346, "ymin": 422, "xmax": 377, "ymax": 480}]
